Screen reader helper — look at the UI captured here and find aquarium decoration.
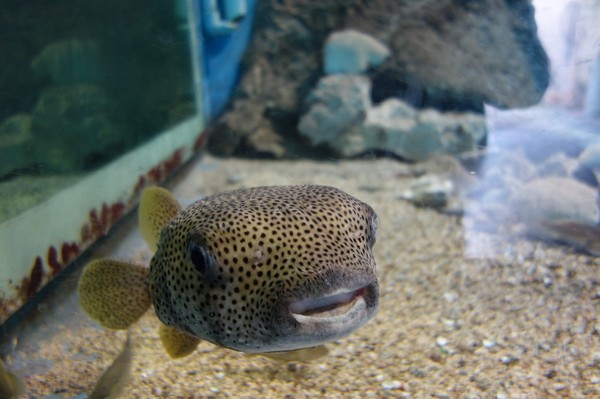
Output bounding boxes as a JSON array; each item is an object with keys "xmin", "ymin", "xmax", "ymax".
[{"xmin": 205, "ymin": 0, "xmax": 549, "ymax": 158}]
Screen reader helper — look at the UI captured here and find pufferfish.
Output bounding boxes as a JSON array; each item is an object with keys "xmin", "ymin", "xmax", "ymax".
[{"xmin": 78, "ymin": 184, "xmax": 379, "ymax": 359}]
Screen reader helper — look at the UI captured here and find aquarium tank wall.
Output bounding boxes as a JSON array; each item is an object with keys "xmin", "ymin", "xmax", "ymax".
[
  {"xmin": 0, "ymin": 0, "xmax": 257, "ymax": 321},
  {"xmin": 1, "ymin": 0, "xmax": 599, "ymax": 398}
]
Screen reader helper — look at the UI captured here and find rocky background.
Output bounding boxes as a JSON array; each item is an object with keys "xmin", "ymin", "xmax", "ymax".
[
  {"xmin": 203, "ymin": 0, "xmax": 600, "ymax": 260},
  {"xmin": 206, "ymin": 0, "xmax": 549, "ymax": 160}
]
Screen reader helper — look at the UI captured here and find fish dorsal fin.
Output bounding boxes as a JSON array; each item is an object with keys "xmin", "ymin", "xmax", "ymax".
[
  {"xmin": 78, "ymin": 259, "xmax": 151, "ymax": 329},
  {"xmin": 139, "ymin": 186, "xmax": 182, "ymax": 252},
  {"xmin": 158, "ymin": 323, "xmax": 201, "ymax": 359}
]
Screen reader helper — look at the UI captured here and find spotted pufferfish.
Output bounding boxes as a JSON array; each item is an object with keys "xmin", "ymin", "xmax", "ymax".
[{"xmin": 78, "ymin": 184, "xmax": 379, "ymax": 360}]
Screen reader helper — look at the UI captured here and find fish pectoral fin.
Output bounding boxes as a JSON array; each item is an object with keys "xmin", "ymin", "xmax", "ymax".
[
  {"xmin": 139, "ymin": 186, "xmax": 182, "ymax": 252},
  {"xmin": 78, "ymin": 258, "xmax": 151, "ymax": 329},
  {"xmin": 159, "ymin": 324, "xmax": 201, "ymax": 359}
]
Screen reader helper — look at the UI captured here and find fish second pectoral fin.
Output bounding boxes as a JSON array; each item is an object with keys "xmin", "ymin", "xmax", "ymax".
[
  {"xmin": 78, "ymin": 258, "xmax": 151, "ymax": 329},
  {"xmin": 139, "ymin": 186, "xmax": 182, "ymax": 252},
  {"xmin": 159, "ymin": 323, "xmax": 201, "ymax": 359}
]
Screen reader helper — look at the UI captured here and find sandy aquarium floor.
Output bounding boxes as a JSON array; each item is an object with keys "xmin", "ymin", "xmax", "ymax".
[{"xmin": 3, "ymin": 154, "xmax": 599, "ymax": 399}]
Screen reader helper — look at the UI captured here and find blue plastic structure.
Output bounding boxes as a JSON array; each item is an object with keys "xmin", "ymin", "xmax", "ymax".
[{"xmin": 196, "ymin": 0, "xmax": 256, "ymax": 121}]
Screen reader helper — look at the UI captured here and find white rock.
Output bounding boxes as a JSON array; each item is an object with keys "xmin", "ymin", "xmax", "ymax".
[
  {"xmin": 442, "ymin": 291, "xmax": 459, "ymax": 303},
  {"xmin": 368, "ymin": 98, "xmax": 417, "ymax": 122},
  {"xmin": 324, "ymin": 29, "xmax": 390, "ymax": 74},
  {"xmin": 401, "ymin": 175, "xmax": 455, "ymax": 209},
  {"xmin": 500, "ymin": 355, "xmax": 518, "ymax": 364},
  {"xmin": 298, "ymin": 84, "xmax": 486, "ymax": 160},
  {"xmin": 298, "ymin": 75, "xmax": 371, "ymax": 146},
  {"xmin": 496, "ymin": 390, "xmax": 508, "ymax": 399},
  {"xmin": 370, "ymin": 102, "xmax": 485, "ymax": 160},
  {"xmin": 442, "ymin": 319, "xmax": 459, "ymax": 330},
  {"xmin": 381, "ymin": 380, "xmax": 403, "ymax": 390},
  {"xmin": 482, "ymin": 339, "xmax": 496, "ymax": 349}
]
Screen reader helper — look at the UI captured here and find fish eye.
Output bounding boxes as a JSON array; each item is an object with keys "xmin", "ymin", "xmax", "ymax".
[{"xmin": 188, "ymin": 240, "xmax": 215, "ymax": 280}]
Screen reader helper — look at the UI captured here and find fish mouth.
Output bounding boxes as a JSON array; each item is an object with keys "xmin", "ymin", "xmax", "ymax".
[
  {"xmin": 286, "ymin": 280, "xmax": 378, "ymax": 339},
  {"xmin": 284, "ymin": 281, "xmax": 378, "ymax": 349},
  {"xmin": 289, "ymin": 286, "xmax": 368, "ymax": 319},
  {"xmin": 234, "ymin": 281, "xmax": 378, "ymax": 353}
]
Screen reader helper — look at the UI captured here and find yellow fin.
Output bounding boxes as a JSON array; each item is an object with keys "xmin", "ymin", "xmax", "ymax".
[
  {"xmin": 246, "ymin": 345, "xmax": 330, "ymax": 364},
  {"xmin": 139, "ymin": 186, "xmax": 182, "ymax": 252},
  {"xmin": 0, "ymin": 358, "xmax": 24, "ymax": 399},
  {"xmin": 90, "ymin": 333, "xmax": 133, "ymax": 399},
  {"xmin": 78, "ymin": 259, "xmax": 151, "ymax": 329},
  {"xmin": 159, "ymin": 323, "xmax": 201, "ymax": 359}
]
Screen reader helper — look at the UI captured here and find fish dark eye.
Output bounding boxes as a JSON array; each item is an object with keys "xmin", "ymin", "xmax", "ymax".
[{"xmin": 188, "ymin": 241, "xmax": 215, "ymax": 279}]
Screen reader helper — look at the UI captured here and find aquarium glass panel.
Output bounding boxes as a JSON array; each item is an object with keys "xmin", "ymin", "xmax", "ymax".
[{"xmin": 0, "ymin": 0, "xmax": 197, "ymax": 222}]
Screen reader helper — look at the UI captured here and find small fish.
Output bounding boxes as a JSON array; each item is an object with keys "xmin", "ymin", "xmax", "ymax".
[
  {"xmin": 542, "ymin": 220, "xmax": 600, "ymax": 256},
  {"xmin": 0, "ymin": 358, "xmax": 24, "ymax": 399},
  {"xmin": 78, "ymin": 185, "xmax": 379, "ymax": 358},
  {"xmin": 89, "ymin": 334, "xmax": 133, "ymax": 399}
]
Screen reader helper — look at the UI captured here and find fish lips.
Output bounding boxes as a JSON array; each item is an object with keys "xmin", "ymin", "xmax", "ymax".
[{"xmin": 271, "ymin": 277, "xmax": 379, "ymax": 351}]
